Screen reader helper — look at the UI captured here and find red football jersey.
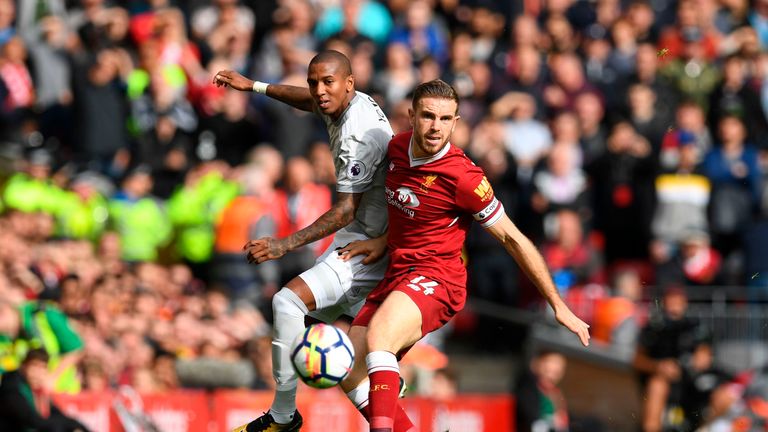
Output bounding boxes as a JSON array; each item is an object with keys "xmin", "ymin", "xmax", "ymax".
[{"xmin": 383, "ymin": 131, "xmax": 505, "ymax": 287}]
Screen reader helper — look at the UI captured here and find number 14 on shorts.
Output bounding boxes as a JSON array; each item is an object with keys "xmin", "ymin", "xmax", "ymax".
[{"xmin": 407, "ymin": 276, "xmax": 438, "ymax": 295}]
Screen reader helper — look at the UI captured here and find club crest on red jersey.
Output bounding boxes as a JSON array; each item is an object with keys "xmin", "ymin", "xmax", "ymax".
[{"xmin": 420, "ymin": 174, "xmax": 438, "ymax": 193}]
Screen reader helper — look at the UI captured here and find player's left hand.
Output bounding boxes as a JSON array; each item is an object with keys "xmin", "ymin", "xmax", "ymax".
[
  {"xmin": 553, "ymin": 303, "xmax": 590, "ymax": 347},
  {"xmin": 244, "ymin": 237, "xmax": 288, "ymax": 264}
]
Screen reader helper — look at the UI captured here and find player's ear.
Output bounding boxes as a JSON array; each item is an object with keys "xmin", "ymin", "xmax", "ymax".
[
  {"xmin": 452, "ymin": 116, "xmax": 461, "ymax": 133},
  {"xmin": 408, "ymin": 108, "xmax": 415, "ymax": 126},
  {"xmin": 346, "ymin": 75, "xmax": 354, "ymax": 92}
]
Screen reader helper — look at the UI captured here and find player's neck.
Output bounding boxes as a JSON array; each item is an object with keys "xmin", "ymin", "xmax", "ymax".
[{"xmin": 330, "ymin": 91, "xmax": 356, "ymax": 122}]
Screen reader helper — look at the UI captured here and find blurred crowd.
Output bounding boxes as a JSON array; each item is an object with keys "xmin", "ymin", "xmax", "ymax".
[{"xmin": 0, "ymin": 0, "xmax": 767, "ymax": 428}]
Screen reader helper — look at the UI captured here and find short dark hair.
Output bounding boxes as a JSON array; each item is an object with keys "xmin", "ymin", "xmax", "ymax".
[
  {"xmin": 23, "ymin": 348, "xmax": 49, "ymax": 365},
  {"xmin": 309, "ymin": 50, "xmax": 352, "ymax": 76},
  {"xmin": 412, "ymin": 79, "xmax": 460, "ymax": 114}
]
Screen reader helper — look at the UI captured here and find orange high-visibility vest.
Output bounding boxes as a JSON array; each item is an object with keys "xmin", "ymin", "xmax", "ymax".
[
  {"xmin": 592, "ymin": 297, "xmax": 636, "ymax": 343},
  {"xmin": 215, "ymin": 196, "xmax": 269, "ymax": 254}
]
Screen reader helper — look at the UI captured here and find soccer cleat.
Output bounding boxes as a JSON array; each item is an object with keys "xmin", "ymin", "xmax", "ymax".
[{"xmin": 231, "ymin": 411, "xmax": 303, "ymax": 432}]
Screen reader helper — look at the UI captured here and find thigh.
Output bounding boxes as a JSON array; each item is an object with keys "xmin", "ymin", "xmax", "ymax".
[
  {"xmin": 364, "ymin": 273, "xmax": 463, "ymax": 355},
  {"xmin": 301, "ymin": 229, "xmax": 388, "ymax": 311}
]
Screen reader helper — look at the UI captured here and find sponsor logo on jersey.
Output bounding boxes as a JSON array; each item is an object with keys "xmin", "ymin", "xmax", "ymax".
[
  {"xmin": 396, "ymin": 187, "xmax": 420, "ymax": 207},
  {"xmin": 473, "ymin": 176, "xmax": 493, "ymax": 202},
  {"xmin": 347, "ymin": 160, "xmax": 367, "ymax": 178},
  {"xmin": 385, "ymin": 186, "xmax": 417, "ymax": 218},
  {"xmin": 420, "ymin": 174, "xmax": 438, "ymax": 193}
]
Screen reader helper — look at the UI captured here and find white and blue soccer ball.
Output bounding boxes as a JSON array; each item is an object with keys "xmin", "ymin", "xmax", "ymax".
[{"xmin": 291, "ymin": 323, "xmax": 355, "ymax": 389}]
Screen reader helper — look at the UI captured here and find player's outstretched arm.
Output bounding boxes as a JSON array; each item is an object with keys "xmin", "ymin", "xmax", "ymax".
[
  {"xmin": 244, "ymin": 192, "xmax": 362, "ymax": 264},
  {"xmin": 212, "ymin": 70, "xmax": 314, "ymax": 112},
  {"xmin": 484, "ymin": 214, "xmax": 591, "ymax": 347},
  {"xmin": 337, "ymin": 232, "xmax": 388, "ymax": 264}
]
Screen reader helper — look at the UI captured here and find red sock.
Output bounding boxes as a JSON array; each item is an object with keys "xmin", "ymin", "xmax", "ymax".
[
  {"xmin": 369, "ymin": 369, "xmax": 399, "ymax": 431},
  {"xmin": 360, "ymin": 403, "xmax": 415, "ymax": 432}
]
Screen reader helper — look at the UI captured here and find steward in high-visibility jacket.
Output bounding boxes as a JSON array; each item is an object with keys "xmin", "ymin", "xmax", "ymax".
[
  {"xmin": 108, "ymin": 167, "xmax": 172, "ymax": 262},
  {"xmin": 0, "ymin": 301, "xmax": 83, "ymax": 394},
  {"xmin": 2, "ymin": 172, "xmax": 67, "ymax": 215},
  {"xmin": 55, "ymin": 190, "xmax": 109, "ymax": 241},
  {"xmin": 168, "ymin": 168, "xmax": 239, "ymax": 263},
  {"xmin": 210, "ymin": 166, "xmax": 278, "ymax": 304}
]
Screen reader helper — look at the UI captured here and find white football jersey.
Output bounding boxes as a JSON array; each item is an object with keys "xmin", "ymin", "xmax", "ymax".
[{"xmin": 318, "ymin": 91, "xmax": 394, "ymax": 238}]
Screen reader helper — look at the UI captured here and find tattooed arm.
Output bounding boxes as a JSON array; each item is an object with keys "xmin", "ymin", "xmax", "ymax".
[{"xmin": 245, "ymin": 192, "xmax": 361, "ymax": 264}]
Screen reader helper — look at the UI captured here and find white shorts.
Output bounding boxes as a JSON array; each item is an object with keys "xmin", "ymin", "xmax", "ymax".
[{"xmin": 300, "ymin": 226, "xmax": 388, "ymax": 323}]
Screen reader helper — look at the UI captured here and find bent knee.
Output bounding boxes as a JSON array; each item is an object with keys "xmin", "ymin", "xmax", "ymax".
[{"xmin": 273, "ymin": 287, "xmax": 309, "ymax": 317}]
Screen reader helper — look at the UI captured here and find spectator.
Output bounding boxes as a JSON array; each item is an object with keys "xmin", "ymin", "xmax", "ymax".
[
  {"xmin": 167, "ymin": 161, "xmax": 239, "ymax": 274},
  {"xmin": 515, "ymin": 350, "xmax": 570, "ymax": 432},
  {"xmin": 314, "ymin": 0, "xmax": 393, "ymax": 47},
  {"xmin": 0, "ymin": 349, "xmax": 90, "ymax": 431},
  {"xmin": 107, "ymin": 165, "xmax": 172, "ymax": 263},
  {"xmin": 588, "ymin": 121, "xmax": 656, "ymax": 264},
  {"xmin": 574, "ymin": 91, "xmax": 608, "ymax": 165},
  {"xmin": 372, "ymin": 42, "xmax": 418, "ymax": 110},
  {"xmin": 212, "ymin": 164, "xmax": 278, "ymax": 307},
  {"xmin": 55, "ymin": 172, "xmax": 111, "ymax": 241},
  {"xmin": 703, "ymin": 115, "xmax": 761, "ymax": 259},
  {"xmin": 657, "ymin": 0, "xmax": 721, "ymax": 62},
  {"xmin": 388, "ymin": 0, "xmax": 449, "ymax": 66},
  {"xmin": 0, "ymin": 0, "xmax": 14, "ymax": 47},
  {"xmin": 627, "ymin": 83, "xmax": 669, "ymax": 154},
  {"xmin": 492, "ymin": 91, "xmax": 552, "ymax": 185},
  {"xmin": 659, "ymin": 26, "xmax": 720, "ymax": 111},
  {"xmin": 541, "ymin": 209, "xmax": 604, "ymax": 291},
  {"xmin": 592, "ymin": 269, "xmax": 643, "ymax": 360},
  {"xmin": 708, "ymin": 54, "xmax": 768, "ymax": 149},
  {"xmin": 626, "ymin": 42, "xmax": 678, "ymax": 122},
  {"xmin": 531, "ymin": 142, "xmax": 588, "ymax": 226},
  {"xmin": 633, "ymin": 288, "xmax": 711, "ymax": 432},
  {"xmin": 427, "ymin": 366, "xmax": 459, "ymax": 402},
  {"xmin": 71, "ymin": 48, "xmax": 132, "ymax": 177},
  {"xmin": 651, "ymin": 136, "xmax": 712, "ymax": 283},
  {"xmin": 544, "ymin": 52, "xmax": 602, "ymax": 116},
  {"xmin": 0, "ymin": 300, "xmax": 84, "ymax": 394},
  {"xmin": 493, "ymin": 44, "xmax": 547, "ymax": 116}
]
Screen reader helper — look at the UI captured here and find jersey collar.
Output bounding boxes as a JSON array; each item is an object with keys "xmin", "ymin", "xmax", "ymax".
[
  {"xmin": 408, "ymin": 135, "xmax": 451, "ymax": 167},
  {"xmin": 332, "ymin": 92, "xmax": 359, "ymax": 125}
]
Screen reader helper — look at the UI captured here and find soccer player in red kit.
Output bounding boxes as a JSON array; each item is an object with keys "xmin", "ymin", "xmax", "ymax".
[{"xmin": 339, "ymin": 79, "xmax": 591, "ymax": 432}]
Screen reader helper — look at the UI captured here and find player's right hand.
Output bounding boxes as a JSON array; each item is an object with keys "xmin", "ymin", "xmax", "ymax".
[
  {"xmin": 338, "ymin": 236, "xmax": 387, "ymax": 265},
  {"xmin": 212, "ymin": 70, "xmax": 253, "ymax": 92},
  {"xmin": 244, "ymin": 237, "xmax": 288, "ymax": 264}
]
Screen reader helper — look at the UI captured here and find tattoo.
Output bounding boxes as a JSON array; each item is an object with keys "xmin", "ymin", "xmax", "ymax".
[{"xmin": 284, "ymin": 193, "xmax": 359, "ymax": 252}]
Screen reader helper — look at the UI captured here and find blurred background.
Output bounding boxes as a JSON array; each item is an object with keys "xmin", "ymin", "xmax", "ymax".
[{"xmin": 0, "ymin": 0, "xmax": 767, "ymax": 431}]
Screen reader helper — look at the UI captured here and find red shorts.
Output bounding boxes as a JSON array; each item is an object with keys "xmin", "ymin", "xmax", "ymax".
[{"xmin": 352, "ymin": 271, "xmax": 467, "ymax": 338}]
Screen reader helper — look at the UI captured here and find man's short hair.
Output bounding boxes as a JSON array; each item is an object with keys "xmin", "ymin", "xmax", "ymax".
[
  {"xmin": 23, "ymin": 348, "xmax": 50, "ymax": 365},
  {"xmin": 309, "ymin": 50, "xmax": 352, "ymax": 77},
  {"xmin": 412, "ymin": 79, "xmax": 460, "ymax": 114}
]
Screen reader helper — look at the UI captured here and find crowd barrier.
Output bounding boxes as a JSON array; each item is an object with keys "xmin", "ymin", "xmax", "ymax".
[{"xmin": 54, "ymin": 389, "xmax": 514, "ymax": 432}]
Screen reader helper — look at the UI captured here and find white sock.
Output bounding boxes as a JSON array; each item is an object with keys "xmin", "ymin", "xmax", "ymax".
[
  {"xmin": 346, "ymin": 380, "xmax": 370, "ymax": 411},
  {"xmin": 269, "ymin": 288, "xmax": 309, "ymax": 423},
  {"xmin": 366, "ymin": 351, "xmax": 399, "ymax": 374}
]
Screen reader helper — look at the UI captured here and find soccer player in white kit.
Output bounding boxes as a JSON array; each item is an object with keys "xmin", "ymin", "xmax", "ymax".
[{"xmin": 214, "ymin": 50, "xmax": 394, "ymax": 431}]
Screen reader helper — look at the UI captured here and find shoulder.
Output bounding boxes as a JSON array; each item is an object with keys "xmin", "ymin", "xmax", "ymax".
[
  {"xmin": 342, "ymin": 93, "xmax": 392, "ymax": 140},
  {"xmin": 388, "ymin": 131, "xmax": 411, "ymax": 154},
  {"xmin": 450, "ymin": 147, "xmax": 484, "ymax": 179}
]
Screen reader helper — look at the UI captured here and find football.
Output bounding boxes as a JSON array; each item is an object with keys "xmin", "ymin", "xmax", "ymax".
[{"xmin": 291, "ymin": 323, "xmax": 355, "ymax": 389}]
